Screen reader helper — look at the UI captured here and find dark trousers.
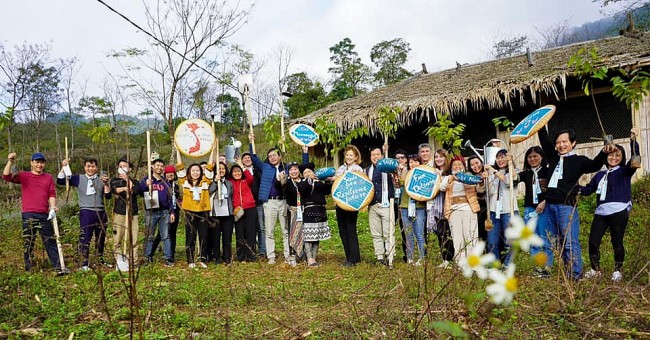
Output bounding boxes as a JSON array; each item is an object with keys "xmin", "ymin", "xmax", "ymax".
[
  {"xmin": 210, "ymin": 215, "xmax": 234, "ymax": 263},
  {"xmin": 153, "ymin": 208, "xmax": 179, "ymax": 261},
  {"xmin": 22, "ymin": 212, "xmax": 62, "ymax": 271},
  {"xmin": 436, "ymin": 218, "xmax": 455, "ymax": 262},
  {"xmin": 477, "ymin": 207, "xmax": 488, "ymax": 242},
  {"xmin": 78, "ymin": 209, "xmax": 108, "ymax": 266},
  {"xmin": 589, "ymin": 210, "xmax": 629, "ymax": 271},
  {"xmin": 395, "ymin": 203, "xmax": 407, "ymax": 262},
  {"xmin": 185, "ymin": 211, "xmax": 209, "ymax": 264},
  {"xmin": 336, "ymin": 207, "xmax": 360, "ymax": 264},
  {"xmin": 235, "ymin": 208, "xmax": 258, "ymax": 262}
]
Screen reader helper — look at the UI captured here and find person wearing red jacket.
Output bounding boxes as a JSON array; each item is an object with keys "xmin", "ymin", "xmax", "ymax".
[{"xmin": 229, "ymin": 163, "xmax": 258, "ymax": 262}]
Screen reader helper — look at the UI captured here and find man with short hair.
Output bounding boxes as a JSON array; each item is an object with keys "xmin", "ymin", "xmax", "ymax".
[
  {"xmin": 365, "ymin": 146, "xmax": 396, "ymax": 268},
  {"xmin": 140, "ymin": 158, "xmax": 176, "ymax": 267},
  {"xmin": 110, "ymin": 157, "xmax": 142, "ymax": 265},
  {"xmin": 418, "ymin": 143, "xmax": 434, "ymax": 167},
  {"xmin": 57, "ymin": 157, "xmax": 112, "ymax": 271},
  {"xmin": 249, "ymin": 133, "xmax": 289, "ymax": 265},
  {"xmin": 3, "ymin": 152, "xmax": 69, "ymax": 275}
]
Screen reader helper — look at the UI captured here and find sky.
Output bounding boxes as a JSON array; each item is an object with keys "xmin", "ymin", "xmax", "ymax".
[{"xmin": 0, "ymin": 0, "xmax": 615, "ymax": 117}]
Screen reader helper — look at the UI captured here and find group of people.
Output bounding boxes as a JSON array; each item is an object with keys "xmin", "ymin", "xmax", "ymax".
[{"xmin": 3, "ymin": 125, "xmax": 640, "ymax": 281}]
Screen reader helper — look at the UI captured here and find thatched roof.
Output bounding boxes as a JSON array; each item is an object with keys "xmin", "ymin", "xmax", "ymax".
[{"xmin": 297, "ymin": 34, "xmax": 650, "ymax": 133}]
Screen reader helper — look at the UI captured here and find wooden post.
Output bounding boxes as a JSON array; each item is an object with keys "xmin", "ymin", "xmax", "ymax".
[{"xmin": 64, "ymin": 137, "xmax": 69, "ymax": 200}]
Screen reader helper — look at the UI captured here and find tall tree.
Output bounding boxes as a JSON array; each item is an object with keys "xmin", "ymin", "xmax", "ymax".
[
  {"xmin": 0, "ymin": 43, "xmax": 51, "ymax": 150},
  {"xmin": 215, "ymin": 93, "xmax": 244, "ymax": 135},
  {"xmin": 328, "ymin": 37, "xmax": 372, "ymax": 100},
  {"xmin": 370, "ymin": 38, "xmax": 413, "ymax": 86},
  {"xmin": 283, "ymin": 72, "xmax": 329, "ymax": 118},
  {"xmin": 23, "ymin": 62, "xmax": 63, "ymax": 150},
  {"xmin": 113, "ymin": 0, "xmax": 252, "ymax": 152}
]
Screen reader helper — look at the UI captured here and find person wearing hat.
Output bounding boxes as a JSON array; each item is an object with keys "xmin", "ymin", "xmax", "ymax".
[
  {"xmin": 439, "ymin": 155, "xmax": 481, "ymax": 266},
  {"xmin": 3, "ymin": 152, "xmax": 69, "ymax": 275},
  {"xmin": 283, "ymin": 161, "xmax": 305, "ymax": 267},
  {"xmin": 57, "ymin": 157, "xmax": 112, "ymax": 271},
  {"xmin": 110, "ymin": 156, "xmax": 143, "ymax": 266},
  {"xmin": 150, "ymin": 165, "xmax": 181, "ymax": 263},
  {"xmin": 140, "ymin": 157, "xmax": 176, "ymax": 267},
  {"xmin": 298, "ymin": 162, "xmax": 332, "ymax": 267}
]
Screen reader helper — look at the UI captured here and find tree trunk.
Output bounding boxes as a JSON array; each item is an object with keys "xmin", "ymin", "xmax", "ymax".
[{"xmin": 167, "ymin": 80, "xmax": 178, "ymax": 163}]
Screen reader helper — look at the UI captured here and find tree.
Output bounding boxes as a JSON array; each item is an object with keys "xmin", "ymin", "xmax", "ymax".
[
  {"xmin": 23, "ymin": 62, "xmax": 63, "ymax": 150},
  {"xmin": 113, "ymin": 0, "xmax": 252, "ymax": 152},
  {"xmin": 370, "ymin": 38, "xmax": 413, "ymax": 86},
  {"xmin": 283, "ymin": 72, "xmax": 329, "ymax": 118},
  {"xmin": 0, "ymin": 43, "xmax": 51, "ymax": 150},
  {"xmin": 328, "ymin": 38, "xmax": 372, "ymax": 100},
  {"xmin": 491, "ymin": 35, "xmax": 528, "ymax": 59},
  {"xmin": 60, "ymin": 58, "xmax": 86, "ymax": 157},
  {"xmin": 215, "ymin": 93, "xmax": 244, "ymax": 135},
  {"xmin": 78, "ymin": 96, "xmax": 113, "ymax": 126}
]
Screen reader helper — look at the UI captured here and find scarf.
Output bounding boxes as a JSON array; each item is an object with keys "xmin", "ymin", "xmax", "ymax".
[
  {"xmin": 219, "ymin": 179, "xmax": 228, "ymax": 201},
  {"xmin": 548, "ymin": 151, "xmax": 576, "ymax": 188},
  {"xmin": 531, "ymin": 166, "xmax": 542, "ymax": 204},
  {"xmin": 86, "ymin": 174, "xmax": 97, "ymax": 196},
  {"xmin": 596, "ymin": 166, "xmax": 618, "ymax": 201},
  {"xmin": 369, "ymin": 165, "xmax": 390, "ymax": 208}
]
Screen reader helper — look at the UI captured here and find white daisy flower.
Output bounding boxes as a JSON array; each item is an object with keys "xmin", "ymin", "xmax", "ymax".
[
  {"xmin": 486, "ymin": 264, "xmax": 518, "ymax": 305},
  {"xmin": 505, "ymin": 214, "xmax": 544, "ymax": 252},
  {"xmin": 459, "ymin": 241, "xmax": 496, "ymax": 279}
]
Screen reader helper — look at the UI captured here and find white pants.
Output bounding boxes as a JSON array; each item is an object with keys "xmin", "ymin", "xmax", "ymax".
[
  {"xmin": 449, "ymin": 209, "xmax": 478, "ymax": 265},
  {"xmin": 368, "ymin": 199, "xmax": 395, "ymax": 263},
  {"xmin": 264, "ymin": 199, "xmax": 288, "ymax": 259}
]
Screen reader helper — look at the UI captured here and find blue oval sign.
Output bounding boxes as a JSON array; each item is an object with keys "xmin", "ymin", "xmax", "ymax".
[{"xmin": 289, "ymin": 124, "xmax": 319, "ymax": 147}]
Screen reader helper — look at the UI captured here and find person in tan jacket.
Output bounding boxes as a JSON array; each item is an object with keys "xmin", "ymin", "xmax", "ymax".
[{"xmin": 439, "ymin": 155, "xmax": 481, "ymax": 266}]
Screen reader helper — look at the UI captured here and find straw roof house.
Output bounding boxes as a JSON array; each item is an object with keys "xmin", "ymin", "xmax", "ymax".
[{"xmin": 297, "ymin": 34, "xmax": 650, "ymax": 135}]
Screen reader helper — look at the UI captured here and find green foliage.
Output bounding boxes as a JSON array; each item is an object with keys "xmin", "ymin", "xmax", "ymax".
[
  {"xmin": 313, "ymin": 116, "xmax": 368, "ymax": 162},
  {"xmin": 82, "ymin": 121, "xmax": 114, "ymax": 145},
  {"xmin": 569, "ymin": 47, "xmax": 650, "ymax": 109},
  {"xmin": 283, "ymin": 72, "xmax": 331, "ymax": 118},
  {"xmin": 492, "ymin": 116, "xmax": 514, "ymax": 133},
  {"xmin": 427, "ymin": 321, "xmax": 469, "ymax": 339},
  {"xmin": 328, "ymin": 38, "xmax": 372, "ymax": 100},
  {"xmin": 262, "ymin": 114, "xmax": 283, "ymax": 150},
  {"xmin": 0, "ymin": 107, "xmax": 14, "ymax": 131},
  {"xmin": 370, "ymin": 38, "xmax": 413, "ymax": 86},
  {"xmin": 424, "ymin": 113, "xmax": 465, "ymax": 155},
  {"xmin": 376, "ymin": 106, "xmax": 401, "ymax": 140}
]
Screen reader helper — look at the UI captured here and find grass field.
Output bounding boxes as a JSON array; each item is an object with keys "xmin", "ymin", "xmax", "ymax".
[{"xmin": 0, "ymin": 177, "xmax": 649, "ymax": 338}]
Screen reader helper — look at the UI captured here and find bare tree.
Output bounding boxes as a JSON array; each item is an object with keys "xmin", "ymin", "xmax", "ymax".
[
  {"xmin": 0, "ymin": 43, "xmax": 51, "ymax": 150},
  {"xmin": 60, "ymin": 58, "xmax": 87, "ymax": 157},
  {"xmin": 112, "ymin": 0, "xmax": 252, "ymax": 150},
  {"xmin": 535, "ymin": 20, "xmax": 572, "ymax": 49}
]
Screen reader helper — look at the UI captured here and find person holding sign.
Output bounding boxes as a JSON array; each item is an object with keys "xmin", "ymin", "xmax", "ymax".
[
  {"xmin": 110, "ymin": 157, "xmax": 143, "ymax": 268},
  {"xmin": 3, "ymin": 152, "xmax": 69, "ymax": 275},
  {"xmin": 399, "ymin": 155, "xmax": 427, "ymax": 265},
  {"xmin": 57, "ymin": 157, "xmax": 112, "ymax": 271},
  {"xmin": 580, "ymin": 141, "xmax": 638, "ymax": 282},
  {"xmin": 439, "ymin": 156, "xmax": 481, "ymax": 266},
  {"xmin": 176, "ymin": 147, "xmax": 215, "ymax": 269},
  {"xmin": 365, "ymin": 145, "xmax": 396, "ymax": 269},
  {"xmin": 335, "ymin": 145, "xmax": 364, "ymax": 267},
  {"xmin": 141, "ymin": 157, "xmax": 176, "ymax": 267},
  {"xmin": 538, "ymin": 126, "xmax": 613, "ymax": 280}
]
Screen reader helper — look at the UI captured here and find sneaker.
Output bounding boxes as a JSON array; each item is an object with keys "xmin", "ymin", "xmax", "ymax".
[
  {"xmin": 611, "ymin": 271, "xmax": 623, "ymax": 282},
  {"xmin": 308, "ymin": 262, "xmax": 320, "ymax": 268},
  {"xmin": 388, "ymin": 261, "xmax": 394, "ymax": 270},
  {"xmin": 437, "ymin": 260, "xmax": 451, "ymax": 269},
  {"xmin": 532, "ymin": 267, "xmax": 550, "ymax": 278},
  {"xmin": 199, "ymin": 262, "xmax": 208, "ymax": 269},
  {"xmin": 407, "ymin": 259, "xmax": 414, "ymax": 265},
  {"xmin": 164, "ymin": 261, "xmax": 174, "ymax": 267},
  {"xmin": 56, "ymin": 268, "xmax": 71, "ymax": 276},
  {"xmin": 342, "ymin": 261, "xmax": 356, "ymax": 267},
  {"xmin": 286, "ymin": 256, "xmax": 297, "ymax": 267},
  {"xmin": 79, "ymin": 266, "xmax": 90, "ymax": 272},
  {"xmin": 188, "ymin": 263, "xmax": 196, "ymax": 269},
  {"xmin": 145, "ymin": 257, "xmax": 154, "ymax": 266},
  {"xmin": 268, "ymin": 257, "xmax": 276, "ymax": 265},
  {"xmin": 414, "ymin": 260, "xmax": 422, "ymax": 267},
  {"xmin": 376, "ymin": 258, "xmax": 386, "ymax": 266},
  {"xmin": 583, "ymin": 268, "xmax": 602, "ymax": 279}
]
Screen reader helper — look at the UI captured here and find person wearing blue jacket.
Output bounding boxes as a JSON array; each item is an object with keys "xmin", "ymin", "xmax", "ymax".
[
  {"xmin": 248, "ymin": 132, "xmax": 309, "ymax": 265},
  {"xmin": 581, "ymin": 141, "xmax": 638, "ymax": 282},
  {"xmin": 140, "ymin": 158, "xmax": 176, "ymax": 267}
]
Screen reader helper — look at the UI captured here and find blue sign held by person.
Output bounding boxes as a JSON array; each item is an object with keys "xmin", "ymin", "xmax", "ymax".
[
  {"xmin": 332, "ymin": 171, "xmax": 374, "ymax": 211},
  {"xmin": 289, "ymin": 124, "xmax": 319, "ymax": 147},
  {"xmin": 405, "ymin": 166, "xmax": 441, "ymax": 201}
]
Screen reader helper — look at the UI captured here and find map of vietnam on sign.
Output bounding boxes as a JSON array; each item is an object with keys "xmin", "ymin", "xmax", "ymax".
[
  {"xmin": 331, "ymin": 171, "xmax": 374, "ymax": 211},
  {"xmin": 174, "ymin": 119, "xmax": 216, "ymax": 157},
  {"xmin": 289, "ymin": 124, "xmax": 319, "ymax": 147}
]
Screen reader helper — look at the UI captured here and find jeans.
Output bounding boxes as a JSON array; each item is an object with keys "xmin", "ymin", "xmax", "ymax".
[
  {"xmin": 78, "ymin": 209, "xmax": 108, "ymax": 266},
  {"xmin": 488, "ymin": 212, "xmax": 514, "ymax": 265},
  {"xmin": 152, "ymin": 208, "xmax": 179, "ymax": 261},
  {"xmin": 144, "ymin": 209, "xmax": 172, "ymax": 261},
  {"xmin": 22, "ymin": 212, "xmax": 63, "ymax": 271},
  {"xmin": 401, "ymin": 208, "xmax": 426, "ymax": 261},
  {"xmin": 547, "ymin": 203, "xmax": 582, "ymax": 279},
  {"xmin": 525, "ymin": 206, "xmax": 554, "ymax": 267}
]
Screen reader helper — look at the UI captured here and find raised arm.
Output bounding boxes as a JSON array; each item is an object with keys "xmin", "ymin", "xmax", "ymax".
[{"xmin": 3, "ymin": 152, "xmax": 16, "ymax": 181}]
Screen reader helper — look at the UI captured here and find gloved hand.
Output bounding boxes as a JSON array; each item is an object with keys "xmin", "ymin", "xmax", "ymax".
[{"xmin": 48, "ymin": 209, "xmax": 56, "ymax": 221}]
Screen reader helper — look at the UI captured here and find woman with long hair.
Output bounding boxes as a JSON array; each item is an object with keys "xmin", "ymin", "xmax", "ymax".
[
  {"xmin": 467, "ymin": 155, "xmax": 488, "ymax": 242},
  {"xmin": 400, "ymin": 154, "xmax": 427, "ymax": 265},
  {"xmin": 335, "ymin": 145, "xmax": 364, "ymax": 267},
  {"xmin": 428, "ymin": 148, "xmax": 455, "ymax": 268},
  {"xmin": 518, "ymin": 146, "xmax": 552, "ymax": 277},
  {"xmin": 229, "ymin": 162, "xmax": 259, "ymax": 262},
  {"xmin": 176, "ymin": 148, "xmax": 214, "ymax": 269},
  {"xmin": 208, "ymin": 162, "xmax": 234, "ymax": 265},
  {"xmin": 485, "ymin": 149, "xmax": 518, "ymax": 265}
]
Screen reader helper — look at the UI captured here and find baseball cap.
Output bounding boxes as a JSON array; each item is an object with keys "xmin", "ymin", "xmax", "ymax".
[
  {"xmin": 164, "ymin": 165, "xmax": 176, "ymax": 174},
  {"xmin": 31, "ymin": 153, "xmax": 46, "ymax": 161}
]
